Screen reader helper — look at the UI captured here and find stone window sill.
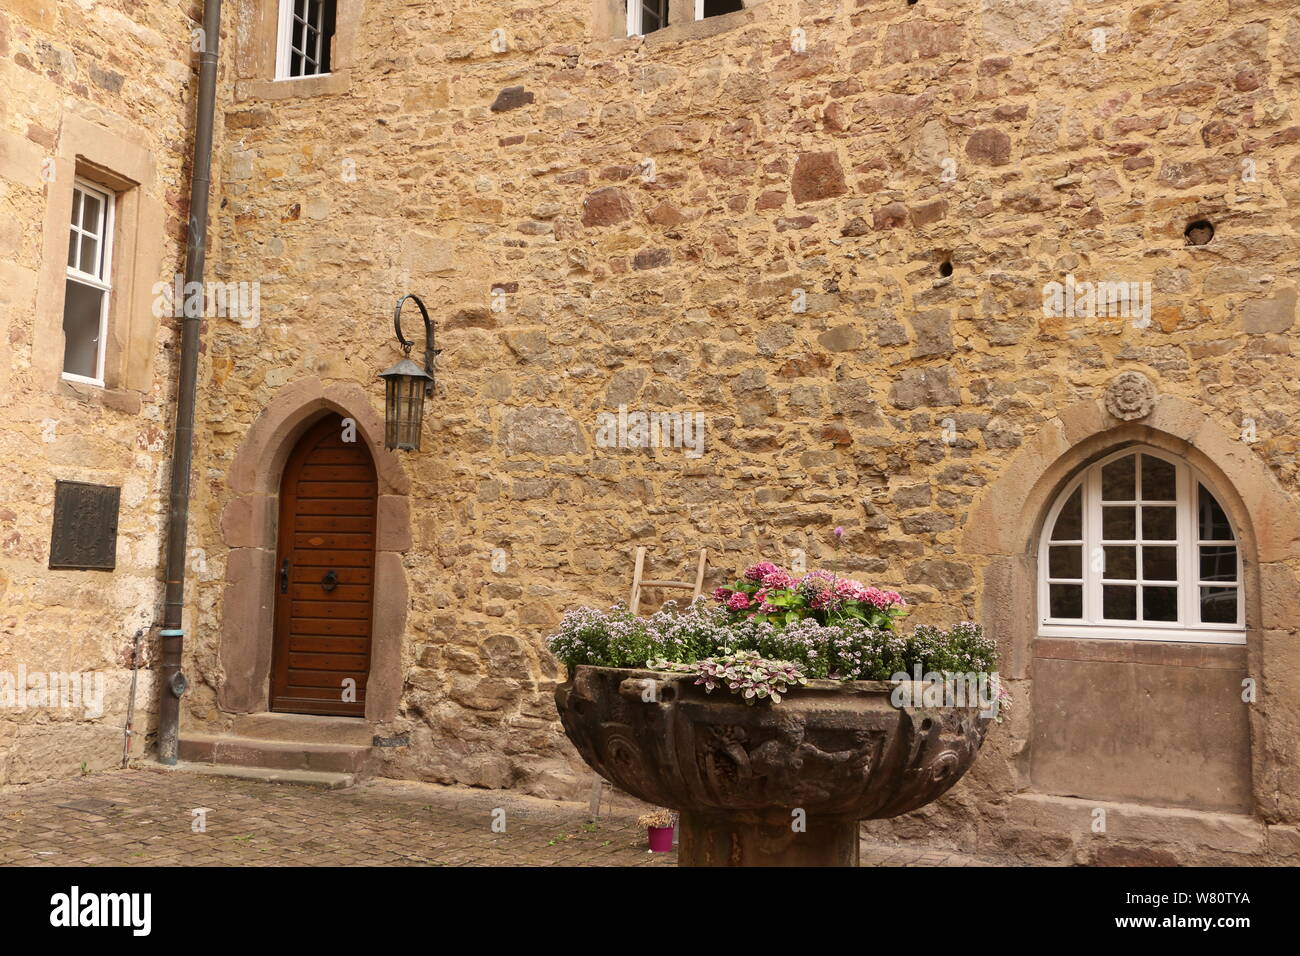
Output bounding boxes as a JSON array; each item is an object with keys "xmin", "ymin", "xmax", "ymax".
[
  {"xmin": 235, "ymin": 70, "xmax": 352, "ymax": 102},
  {"xmin": 57, "ymin": 379, "xmax": 143, "ymax": 414},
  {"xmin": 638, "ymin": 8, "xmax": 759, "ymax": 47}
]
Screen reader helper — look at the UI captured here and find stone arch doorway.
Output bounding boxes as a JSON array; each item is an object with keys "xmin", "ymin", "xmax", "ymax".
[
  {"xmin": 218, "ymin": 378, "xmax": 411, "ymax": 723},
  {"xmin": 962, "ymin": 389, "xmax": 1300, "ymax": 814},
  {"xmin": 270, "ymin": 414, "xmax": 378, "ymax": 716}
]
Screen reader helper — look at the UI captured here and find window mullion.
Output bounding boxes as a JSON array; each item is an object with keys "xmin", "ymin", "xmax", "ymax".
[
  {"xmin": 1085, "ymin": 467, "xmax": 1099, "ymax": 624},
  {"xmin": 1179, "ymin": 463, "xmax": 1194, "ymax": 626}
]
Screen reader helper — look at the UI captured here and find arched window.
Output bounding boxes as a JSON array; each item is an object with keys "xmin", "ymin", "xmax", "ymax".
[{"xmin": 1038, "ymin": 446, "xmax": 1244, "ymax": 643}]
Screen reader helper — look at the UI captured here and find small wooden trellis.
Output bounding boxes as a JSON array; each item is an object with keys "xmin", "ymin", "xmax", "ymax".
[
  {"xmin": 588, "ymin": 546, "xmax": 709, "ymax": 822},
  {"xmin": 627, "ymin": 546, "xmax": 708, "ymax": 615}
]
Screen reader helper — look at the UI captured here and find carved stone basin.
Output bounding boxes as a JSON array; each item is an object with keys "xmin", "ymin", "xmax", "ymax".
[{"xmin": 555, "ymin": 665, "xmax": 992, "ymax": 866}]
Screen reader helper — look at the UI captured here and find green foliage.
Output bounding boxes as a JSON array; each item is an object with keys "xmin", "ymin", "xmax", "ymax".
[{"xmin": 548, "ymin": 601, "xmax": 999, "ymax": 687}]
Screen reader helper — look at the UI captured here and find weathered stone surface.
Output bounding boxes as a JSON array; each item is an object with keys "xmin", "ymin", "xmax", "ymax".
[
  {"xmin": 6, "ymin": 0, "xmax": 1290, "ymax": 871},
  {"xmin": 490, "ymin": 86, "xmax": 535, "ymax": 111},
  {"xmin": 906, "ymin": 559, "xmax": 976, "ymax": 590},
  {"xmin": 791, "ymin": 151, "xmax": 848, "ymax": 204},
  {"xmin": 889, "ymin": 368, "xmax": 961, "ymax": 408},
  {"xmin": 965, "ymin": 128, "xmax": 1012, "ymax": 166},
  {"xmin": 1243, "ymin": 288, "xmax": 1296, "ymax": 334},
  {"xmin": 581, "ymin": 186, "xmax": 634, "ymax": 226},
  {"xmin": 557, "ymin": 666, "xmax": 991, "ymax": 866},
  {"xmin": 500, "ymin": 408, "xmax": 586, "ymax": 455}
]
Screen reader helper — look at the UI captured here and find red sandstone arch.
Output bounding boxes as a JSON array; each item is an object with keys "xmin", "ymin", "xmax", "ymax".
[
  {"xmin": 217, "ymin": 377, "xmax": 411, "ymax": 722},
  {"xmin": 962, "ymin": 393, "xmax": 1300, "ymax": 815}
]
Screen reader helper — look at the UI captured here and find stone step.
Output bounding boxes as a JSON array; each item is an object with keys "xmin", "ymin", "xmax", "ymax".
[
  {"xmin": 150, "ymin": 760, "xmax": 356, "ymax": 790},
  {"xmin": 179, "ymin": 733, "xmax": 371, "ymax": 774},
  {"xmin": 229, "ymin": 712, "xmax": 374, "ymax": 746}
]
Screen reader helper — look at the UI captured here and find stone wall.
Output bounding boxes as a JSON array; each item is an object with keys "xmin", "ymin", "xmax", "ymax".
[
  {"xmin": 0, "ymin": 1, "xmax": 199, "ymax": 783},
  {"xmin": 189, "ymin": 0, "xmax": 1300, "ymax": 860}
]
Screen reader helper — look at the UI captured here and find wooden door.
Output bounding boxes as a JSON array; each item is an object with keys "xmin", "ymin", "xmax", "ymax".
[{"xmin": 270, "ymin": 415, "xmax": 377, "ymax": 717}]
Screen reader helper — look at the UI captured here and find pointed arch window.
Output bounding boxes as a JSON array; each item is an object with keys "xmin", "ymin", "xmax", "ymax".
[{"xmin": 1038, "ymin": 446, "xmax": 1244, "ymax": 644}]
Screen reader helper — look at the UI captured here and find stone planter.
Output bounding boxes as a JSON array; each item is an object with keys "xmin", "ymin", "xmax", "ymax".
[{"xmin": 555, "ymin": 665, "xmax": 992, "ymax": 867}]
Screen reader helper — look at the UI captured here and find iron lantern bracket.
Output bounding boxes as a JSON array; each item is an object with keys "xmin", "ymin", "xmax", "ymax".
[{"xmin": 393, "ymin": 293, "xmax": 441, "ymax": 396}]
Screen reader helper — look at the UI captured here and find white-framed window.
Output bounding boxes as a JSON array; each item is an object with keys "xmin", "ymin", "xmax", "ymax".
[
  {"xmin": 276, "ymin": 0, "xmax": 336, "ymax": 79},
  {"xmin": 1038, "ymin": 446, "xmax": 1245, "ymax": 644},
  {"xmin": 61, "ymin": 178, "xmax": 115, "ymax": 386},
  {"xmin": 628, "ymin": 0, "xmax": 669, "ymax": 36}
]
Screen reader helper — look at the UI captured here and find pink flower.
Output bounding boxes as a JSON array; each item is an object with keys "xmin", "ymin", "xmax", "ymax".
[
  {"xmin": 834, "ymin": 578, "xmax": 869, "ymax": 600},
  {"xmin": 860, "ymin": 587, "xmax": 906, "ymax": 609},
  {"xmin": 713, "ymin": 586, "xmax": 733, "ymax": 603},
  {"xmin": 761, "ymin": 569, "xmax": 794, "ymax": 588},
  {"xmin": 744, "ymin": 562, "xmax": 782, "ymax": 582},
  {"xmin": 727, "ymin": 592, "xmax": 752, "ymax": 611},
  {"xmin": 834, "ymin": 526, "xmax": 845, "ymax": 539}
]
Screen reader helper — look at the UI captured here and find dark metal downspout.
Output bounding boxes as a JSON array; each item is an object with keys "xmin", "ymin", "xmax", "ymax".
[{"xmin": 158, "ymin": 0, "xmax": 222, "ymax": 764}]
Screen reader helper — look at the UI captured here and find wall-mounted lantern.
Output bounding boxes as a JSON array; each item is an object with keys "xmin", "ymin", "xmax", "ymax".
[{"xmin": 379, "ymin": 293, "xmax": 439, "ymax": 451}]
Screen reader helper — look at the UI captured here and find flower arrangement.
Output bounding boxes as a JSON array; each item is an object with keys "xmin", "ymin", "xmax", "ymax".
[
  {"xmin": 649, "ymin": 650, "xmax": 807, "ymax": 704},
  {"xmin": 546, "ymin": 560, "xmax": 1005, "ymax": 712},
  {"xmin": 713, "ymin": 562, "xmax": 908, "ymax": 630},
  {"xmin": 637, "ymin": 809, "xmax": 675, "ymax": 829}
]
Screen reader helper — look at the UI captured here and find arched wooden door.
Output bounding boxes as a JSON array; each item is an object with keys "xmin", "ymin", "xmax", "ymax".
[{"xmin": 269, "ymin": 415, "xmax": 376, "ymax": 716}]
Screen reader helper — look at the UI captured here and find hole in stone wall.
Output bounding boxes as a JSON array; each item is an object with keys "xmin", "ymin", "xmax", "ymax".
[
  {"xmin": 1184, "ymin": 219, "xmax": 1215, "ymax": 246},
  {"xmin": 938, "ymin": 260, "xmax": 953, "ymax": 278}
]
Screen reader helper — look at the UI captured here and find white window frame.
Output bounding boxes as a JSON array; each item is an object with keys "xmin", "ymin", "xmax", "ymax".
[
  {"xmin": 627, "ymin": 0, "xmax": 668, "ymax": 36},
  {"xmin": 1037, "ymin": 445, "xmax": 1245, "ymax": 645},
  {"xmin": 275, "ymin": 0, "xmax": 332, "ymax": 80},
  {"xmin": 62, "ymin": 178, "xmax": 115, "ymax": 387}
]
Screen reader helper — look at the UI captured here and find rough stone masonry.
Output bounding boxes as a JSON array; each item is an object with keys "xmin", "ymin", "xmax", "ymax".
[{"xmin": 3, "ymin": 0, "xmax": 1300, "ymax": 865}]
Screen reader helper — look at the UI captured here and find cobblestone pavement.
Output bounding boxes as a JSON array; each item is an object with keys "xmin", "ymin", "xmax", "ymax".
[{"xmin": 0, "ymin": 768, "xmax": 1011, "ymax": 866}]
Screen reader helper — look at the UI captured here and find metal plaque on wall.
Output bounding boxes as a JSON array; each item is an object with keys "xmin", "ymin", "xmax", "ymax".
[{"xmin": 49, "ymin": 481, "xmax": 120, "ymax": 571}]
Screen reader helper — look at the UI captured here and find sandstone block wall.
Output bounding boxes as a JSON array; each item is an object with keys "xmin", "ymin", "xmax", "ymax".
[
  {"xmin": 0, "ymin": 0, "xmax": 197, "ymax": 783},
  {"xmin": 180, "ymin": 0, "xmax": 1300, "ymax": 859}
]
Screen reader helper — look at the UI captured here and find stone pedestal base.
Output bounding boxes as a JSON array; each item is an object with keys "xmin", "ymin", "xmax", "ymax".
[{"xmin": 678, "ymin": 812, "xmax": 860, "ymax": 867}]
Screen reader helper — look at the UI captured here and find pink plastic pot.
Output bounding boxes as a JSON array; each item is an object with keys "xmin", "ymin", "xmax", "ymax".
[{"xmin": 647, "ymin": 826, "xmax": 674, "ymax": 853}]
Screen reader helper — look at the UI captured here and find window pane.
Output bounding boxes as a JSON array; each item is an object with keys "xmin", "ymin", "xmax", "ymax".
[
  {"xmin": 1103, "ymin": 546, "xmax": 1136, "ymax": 579},
  {"xmin": 1140, "ymin": 455, "xmax": 1176, "ymax": 500},
  {"xmin": 1103, "ymin": 585, "xmax": 1137, "ymax": 620},
  {"xmin": 1142, "ymin": 545, "xmax": 1177, "ymax": 581},
  {"xmin": 67, "ymin": 231, "xmax": 78, "ymax": 268},
  {"xmin": 1049, "ymin": 583, "xmax": 1082, "ymax": 618},
  {"xmin": 1051, "ymin": 487, "xmax": 1082, "ymax": 540},
  {"xmin": 62, "ymin": 279, "xmax": 104, "ymax": 379},
  {"xmin": 1143, "ymin": 586, "xmax": 1178, "ymax": 622},
  {"xmin": 81, "ymin": 191, "xmax": 102, "ymax": 232},
  {"xmin": 1102, "ymin": 506, "xmax": 1136, "ymax": 540},
  {"xmin": 1101, "ymin": 454, "xmax": 1136, "ymax": 500},
  {"xmin": 79, "ymin": 234, "xmax": 99, "ymax": 276},
  {"xmin": 702, "ymin": 0, "xmax": 745, "ymax": 16},
  {"xmin": 1049, "ymin": 546, "xmax": 1081, "ymax": 578},
  {"xmin": 1199, "ymin": 546, "xmax": 1237, "ymax": 582},
  {"xmin": 1198, "ymin": 485, "xmax": 1233, "ymax": 540},
  {"xmin": 1142, "ymin": 506, "xmax": 1176, "ymax": 540},
  {"xmin": 1200, "ymin": 587, "xmax": 1238, "ymax": 624}
]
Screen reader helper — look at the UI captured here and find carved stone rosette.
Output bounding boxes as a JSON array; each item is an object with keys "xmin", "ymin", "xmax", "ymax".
[
  {"xmin": 555, "ymin": 665, "xmax": 992, "ymax": 867},
  {"xmin": 1104, "ymin": 371, "xmax": 1157, "ymax": 421}
]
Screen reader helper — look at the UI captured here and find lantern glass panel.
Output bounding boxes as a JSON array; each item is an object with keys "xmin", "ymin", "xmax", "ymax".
[{"xmin": 403, "ymin": 377, "xmax": 425, "ymax": 449}]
